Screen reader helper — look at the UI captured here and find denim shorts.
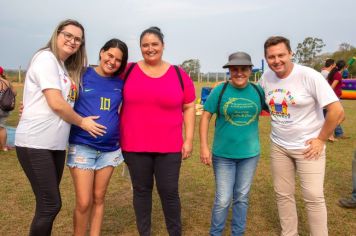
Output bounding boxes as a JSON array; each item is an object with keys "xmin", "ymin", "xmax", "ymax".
[
  {"xmin": 0, "ymin": 117, "xmax": 6, "ymax": 127},
  {"xmin": 67, "ymin": 144, "xmax": 123, "ymax": 170},
  {"xmin": 0, "ymin": 111, "xmax": 8, "ymax": 127}
]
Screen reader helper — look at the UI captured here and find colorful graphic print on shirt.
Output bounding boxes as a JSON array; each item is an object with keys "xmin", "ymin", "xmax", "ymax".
[
  {"xmin": 222, "ymin": 97, "xmax": 259, "ymax": 126},
  {"xmin": 266, "ymin": 88, "xmax": 296, "ymax": 120}
]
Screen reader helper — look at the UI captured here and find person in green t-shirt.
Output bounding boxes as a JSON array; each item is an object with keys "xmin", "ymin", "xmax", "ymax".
[{"xmin": 200, "ymin": 51, "xmax": 264, "ymax": 236}]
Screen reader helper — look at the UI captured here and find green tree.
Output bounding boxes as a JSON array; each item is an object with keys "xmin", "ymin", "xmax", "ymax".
[
  {"xmin": 293, "ymin": 37, "xmax": 325, "ymax": 66},
  {"xmin": 309, "ymin": 43, "xmax": 356, "ymax": 77},
  {"xmin": 333, "ymin": 43, "xmax": 356, "ymax": 77},
  {"xmin": 338, "ymin": 42, "xmax": 355, "ymax": 51},
  {"xmin": 311, "ymin": 53, "xmax": 332, "ymax": 72},
  {"xmin": 180, "ymin": 59, "xmax": 201, "ymax": 81}
]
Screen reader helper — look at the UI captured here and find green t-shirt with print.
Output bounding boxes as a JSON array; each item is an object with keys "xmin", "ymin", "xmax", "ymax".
[{"xmin": 204, "ymin": 82, "xmax": 263, "ymax": 159}]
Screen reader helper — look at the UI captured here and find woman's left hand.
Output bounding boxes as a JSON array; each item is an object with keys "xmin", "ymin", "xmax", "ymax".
[{"xmin": 182, "ymin": 140, "xmax": 193, "ymax": 159}]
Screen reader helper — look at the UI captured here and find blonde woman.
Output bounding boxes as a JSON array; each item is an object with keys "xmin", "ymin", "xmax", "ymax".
[{"xmin": 15, "ymin": 19, "xmax": 105, "ymax": 235}]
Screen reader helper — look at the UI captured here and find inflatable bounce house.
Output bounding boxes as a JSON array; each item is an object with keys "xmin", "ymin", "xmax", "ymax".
[
  {"xmin": 196, "ymin": 86, "xmax": 212, "ymax": 115},
  {"xmin": 341, "ymin": 79, "xmax": 356, "ymax": 99},
  {"xmin": 341, "ymin": 56, "xmax": 356, "ymax": 100}
]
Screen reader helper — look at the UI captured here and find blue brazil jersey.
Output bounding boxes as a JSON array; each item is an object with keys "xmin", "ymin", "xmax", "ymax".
[{"xmin": 69, "ymin": 67, "xmax": 123, "ymax": 152}]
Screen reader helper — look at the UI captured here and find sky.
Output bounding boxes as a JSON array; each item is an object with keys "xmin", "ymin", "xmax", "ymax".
[{"xmin": 1, "ymin": 0, "xmax": 355, "ymax": 73}]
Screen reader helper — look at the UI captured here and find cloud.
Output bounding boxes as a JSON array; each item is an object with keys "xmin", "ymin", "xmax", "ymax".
[
  {"xmin": 131, "ymin": 0, "xmax": 272, "ymax": 20},
  {"xmin": 1, "ymin": 0, "xmax": 355, "ymax": 72}
]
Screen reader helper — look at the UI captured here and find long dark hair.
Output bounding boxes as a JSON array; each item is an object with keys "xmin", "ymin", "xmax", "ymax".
[
  {"xmin": 327, "ymin": 60, "xmax": 346, "ymax": 82},
  {"xmin": 99, "ymin": 38, "xmax": 128, "ymax": 76}
]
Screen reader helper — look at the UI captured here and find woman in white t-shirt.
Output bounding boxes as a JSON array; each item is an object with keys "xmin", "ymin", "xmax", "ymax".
[{"xmin": 15, "ymin": 19, "xmax": 106, "ymax": 236}]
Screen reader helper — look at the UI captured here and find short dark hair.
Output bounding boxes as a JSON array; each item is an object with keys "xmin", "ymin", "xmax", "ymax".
[
  {"xmin": 264, "ymin": 36, "xmax": 292, "ymax": 56},
  {"xmin": 324, "ymin": 58, "xmax": 335, "ymax": 67},
  {"xmin": 99, "ymin": 38, "xmax": 128, "ymax": 76},
  {"xmin": 140, "ymin": 26, "xmax": 164, "ymax": 45}
]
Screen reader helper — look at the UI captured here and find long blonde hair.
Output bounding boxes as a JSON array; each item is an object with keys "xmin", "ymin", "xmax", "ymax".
[{"xmin": 41, "ymin": 19, "xmax": 87, "ymax": 86}]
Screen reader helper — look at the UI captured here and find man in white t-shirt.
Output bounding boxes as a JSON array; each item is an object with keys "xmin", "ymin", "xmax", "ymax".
[
  {"xmin": 320, "ymin": 58, "xmax": 335, "ymax": 79},
  {"xmin": 259, "ymin": 36, "xmax": 344, "ymax": 236}
]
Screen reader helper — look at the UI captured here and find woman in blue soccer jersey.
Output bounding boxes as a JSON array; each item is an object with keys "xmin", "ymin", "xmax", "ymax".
[
  {"xmin": 66, "ymin": 38, "xmax": 128, "ymax": 236},
  {"xmin": 200, "ymin": 52, "xmax": 264, "ymax": 236}
]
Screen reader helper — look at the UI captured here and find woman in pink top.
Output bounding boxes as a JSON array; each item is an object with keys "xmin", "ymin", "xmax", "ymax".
[{"xmin": 120, "ymin": 26, "xmax": 195, "ymax": 236}]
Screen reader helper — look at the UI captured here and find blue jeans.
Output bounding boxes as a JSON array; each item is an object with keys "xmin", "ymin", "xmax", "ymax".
[
  {"xmin": 326, "ymin": 108, "xmax": 344, "ymax": 137},
  {"xmin": 334, "ymin": 124, "xmax": 344, "ymax": 137},
  {"xmin": 210, "ymin": 155, "xmax": 260, "ymax": 236}
]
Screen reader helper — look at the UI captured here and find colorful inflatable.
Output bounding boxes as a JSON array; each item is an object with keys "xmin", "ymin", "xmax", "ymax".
[
  {"xmin": 341, "ymin": 79, "xmax": 356, "ymax": 100},
  {"xmin": 201, "ymin": 86, "xmax": 212, "ymax": 104}
]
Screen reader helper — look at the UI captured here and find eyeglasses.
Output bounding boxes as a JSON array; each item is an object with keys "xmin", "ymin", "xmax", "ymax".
[{"xmin": 59, "ymin": 31, "xmax": 83, "ymax": 45}]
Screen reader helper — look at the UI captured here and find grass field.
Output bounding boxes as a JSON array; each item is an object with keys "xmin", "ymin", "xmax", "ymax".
[{"xmin": 1, "ymin": 82, "xmax": 355, "ymax": 236}]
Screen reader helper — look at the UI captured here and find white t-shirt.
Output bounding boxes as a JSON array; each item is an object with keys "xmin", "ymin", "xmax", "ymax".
[
  {"xmin": 320, "ymin": 69, "xmax": 329, "ymax": 79},
  {"xmin": 15, "ymin": 50, "xmax": 74, "ymax": 150},
  {"xmin": 259, "ymin": 64, "xmax": 339, "ymax": 149}
]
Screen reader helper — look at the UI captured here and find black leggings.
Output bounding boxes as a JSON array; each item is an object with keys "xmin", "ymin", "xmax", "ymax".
[
  {"xmin": 123, "ymin": 152, "xmax": 182, "ymax": 236},
  {"xmin": 16, "ymin": 146, "xmax": 66, "ymax": 236}
]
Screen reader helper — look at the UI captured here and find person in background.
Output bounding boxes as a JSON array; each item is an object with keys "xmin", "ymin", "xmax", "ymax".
[
  {"xmin": 15, "ymin": 19, "xmax": 106, "ymax": 236},
  {"xmin": 342, "ymin": 67, "xmax": 349, "ymax": 79},
  {"xmin": 320, "ymin": 59, "xmax": 336, "ymax": 141},
  {"xmin": 327, "ymin": 59, "xmax": 350, "ymax": 140},
  {"xmin": 67, "ymin": 38, "xmax": 128, "ymax": 236},
  {"xmin": 259, "ymin": 36, "xmax": 344, "ymax": 236},
  {"xmin": 120, "ymin": 26, "xmax": 195, "ymax": 236},
  {"xmin": 0, "ymin": 66, "xmax": 16, "ymax": 151},
  {"xmin": 338, "ymin": 149, "xmax": 356, "ymax": 208},
  {"xmin": 200, "ymin": 52, "xmax": 263, "ymax": 236},
  {"xmin": 320, "ymin": 59, "xmax": 335, "ymax": 79}
]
